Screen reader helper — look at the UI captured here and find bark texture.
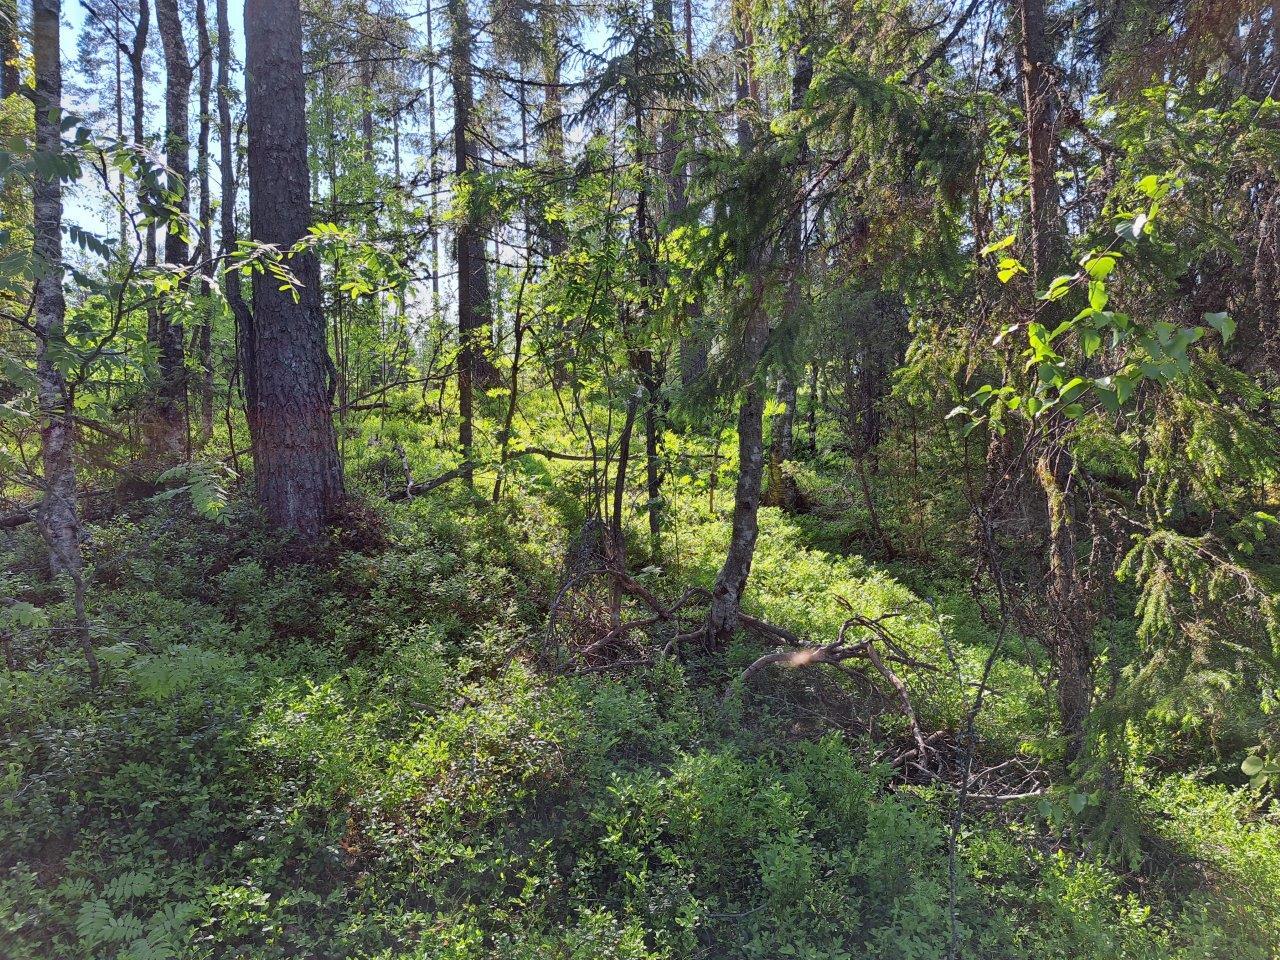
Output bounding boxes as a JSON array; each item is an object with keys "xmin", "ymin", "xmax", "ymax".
[
  {"xmin": 764, "ymin": 37, "xmax": 813, "ymax": 510},
  {"xmin": 33, "ymin": 0, "xmax": 81, "ymax": 578},
  {"xmin": 217, "ymin": 0, "xmax": 255, "ymax": 436},
  {"xmin": 1038, "ymin": 444, "xmax": 1092, "ymax": 762},
  {"xmin": 706, "ymin": 5, "xmax": 769, "ymax": 643},
  {"xmin": 0, "ymin": 0, "xmax": 19, "ymax": 97},
  {"xmin": 539, "ymin": 6, "xmax": 570, "ymax": 385},
  {"xmin": 1016, "ymin": 0, "xmax": 1061, "ymax": 284},
  {"xmin": 194, "ymin": 0, "xmax": 214, "ymax": 442},
  {"xmin": 449, "ymin": 0, "xmax": 481, "ymax": 478},
  {"xmin": 33, "ymin": 0, "xmax": 99, "ymax": 684},
  {"xmin": 152, "ymin": 0, "xmax": 192, "ymax": 458},
  {"xmin": 449, "ymin": 0, "xmax": 499, "ymax": 449},
  {"xmin": 244, "ymin": 0, "xmax": 345, "ymax": 539},
  {"xmin": 1015, "ymin": 0, "xmax": 1092, "ymax": 762}
]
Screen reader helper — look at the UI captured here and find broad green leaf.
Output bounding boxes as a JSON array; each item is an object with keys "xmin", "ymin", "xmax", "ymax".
[
  {"xmin": 1204, "ymin": 311, "xmax": 1235, "ymax": 343},
  {"xmin": 980, "ymin": 234, "xmax": 1016, "ymax": 256}
]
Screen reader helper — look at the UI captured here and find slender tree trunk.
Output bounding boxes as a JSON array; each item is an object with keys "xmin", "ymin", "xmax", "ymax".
[
  {"xmin": 764, "ymin": 374, "xmax": 797, "ymax": 508},
  {"xmin": 151, "ymin": 0, "xmax": 192, "ymax": 460},
  {"xmin": 539, "ymin": 5, "xmax": 570, "ymax": 385},
  {"xmin": 675, "ymin": 0, "xmax": 707, "ymax": 388},
  {"xmin": 706, "ymin": 10, "xmax": 771, "ymax": 642},
  {"xmin": 194, "ymin": 0, "xmax": 214, "ymax": 443},
  {"xmin": 635, "ymin": 345, "xmax": 662, "ymax": 555},
  {"xmin": 1038, "ymin": 444, "xmax": 1091, "ymax": 761},
  {"xmin": 216, "ymin": 0, "xmax": 255, "ymax": 447},
  {"xmin": 0, "ymin": 0, "xmax": 17, "ymax": 98},
  {"xmin": 805, "ymin": 363, "xmax": 819, "ymax": 452},
  {"xmin": 360, "ymin": 41, "xmax": 375, "ymax": 167},
  {"xmin": 1016, "ymin": 0, "xmax": 1060, "ymax": 284},
  {"xmin": 610, "ymin": 389, "xmax": 641, "ymax": 567},
  {"xmin": 125, "ymin": 0, "xmax": 163, "ymax": 435},
  {"xmin": 425, "ymin": 2, "xmax": 442, "ymax": 327},
  {"xmin": 1015, "ymin": 0, "xmax": 1091, "ymax": 762},
  {"xmin": 630, "ymin": 99, "xmax": 664, "ymax": 558},
  {"xmin": 244, "ymin": 0, "xmax": 345, "ymax": 539},
  {"xmin": 33, "ymin": 0, "xmax": 99, "ymax": 686},
  {"xmin": 764, "ymin": 36, "xmax": 812, "ymax": 510},
  {"xmin": 33, "ymin": 0, "xmax": 79, "ymax": 578},
  {"xmin": 114, "ymin": 9, "xmax": 128, "ymax": 248}
]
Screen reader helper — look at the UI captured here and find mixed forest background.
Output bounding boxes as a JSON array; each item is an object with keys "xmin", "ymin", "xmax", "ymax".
[{"xmin": 3, "ymin": 0, "xmax": 1280, "ymax": 955}]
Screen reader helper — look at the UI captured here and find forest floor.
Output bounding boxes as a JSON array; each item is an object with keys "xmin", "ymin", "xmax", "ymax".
[{"xmin": 3, "ymin": 436, "xmax": 1280, "ymax": 959}]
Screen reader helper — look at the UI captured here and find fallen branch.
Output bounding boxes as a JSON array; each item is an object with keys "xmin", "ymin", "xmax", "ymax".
[
  {"xmin": 732, "ymin": 610, "xmax": 930, "ymax": 761},
  {"xmin": 546, "ymin": 565, "xmax": 711, "ymax": 669},
  {"xmin": 387, "ymin": 445, "xmax": 475, "ymax": 501}
]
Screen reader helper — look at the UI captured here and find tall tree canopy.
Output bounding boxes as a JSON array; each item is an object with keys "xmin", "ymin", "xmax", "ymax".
[{"xmin": 4, "ymin": 0, "xmax": 1280, "ymax": 956}]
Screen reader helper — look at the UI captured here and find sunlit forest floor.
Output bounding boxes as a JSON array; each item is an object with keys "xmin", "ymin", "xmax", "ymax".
[{"xmin": 4, "ymin": 393, "xmax": 1280, "ymax": 959}]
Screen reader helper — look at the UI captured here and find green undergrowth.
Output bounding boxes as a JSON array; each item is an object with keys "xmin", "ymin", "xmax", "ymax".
[{"xmin": 2, "ymin": 481, "xmax": 1279, "ymax": 958}]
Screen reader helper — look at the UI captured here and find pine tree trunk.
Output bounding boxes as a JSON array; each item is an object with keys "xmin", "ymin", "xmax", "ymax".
[
  {"xmin": 33, "ymin": 0, "xmax": 99, "ymax": 685},
  {"xmin": 449, "ymin": 0, "xmax": 499, "ymax": 439},
  {"xmin": 449, "ymin": 0, "xmax": 476, "ymax": 481},
  {"xmin": 152, "ymin": 0, "xmax": 192, "ymax": 460},
  {"xmin": 244, "ymin": 0, "xmax": 345, "ymax": 539}
]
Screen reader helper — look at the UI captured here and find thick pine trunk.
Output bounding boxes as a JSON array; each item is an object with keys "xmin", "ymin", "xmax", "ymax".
[
  {"xmin": 33, "ymin": 0, "xmax": 99, "ymax": 685},
  {"xmin": 450, "ymin": 0, "xmax": 476, "ymax": 481},
  {"xmin": 152, "ymin": 0, "xmax": 192, "ymax": 459},
  {"xmin": 448, "ymin": 0, "xmax": 495, "ymax": 482},
  {"xmin": 449, "ymin": 0, "xmax": 499, "ymax": 441},
  {"xmin": 244, "ymin": 0, "xmax": 345, "ymax": 539}
]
